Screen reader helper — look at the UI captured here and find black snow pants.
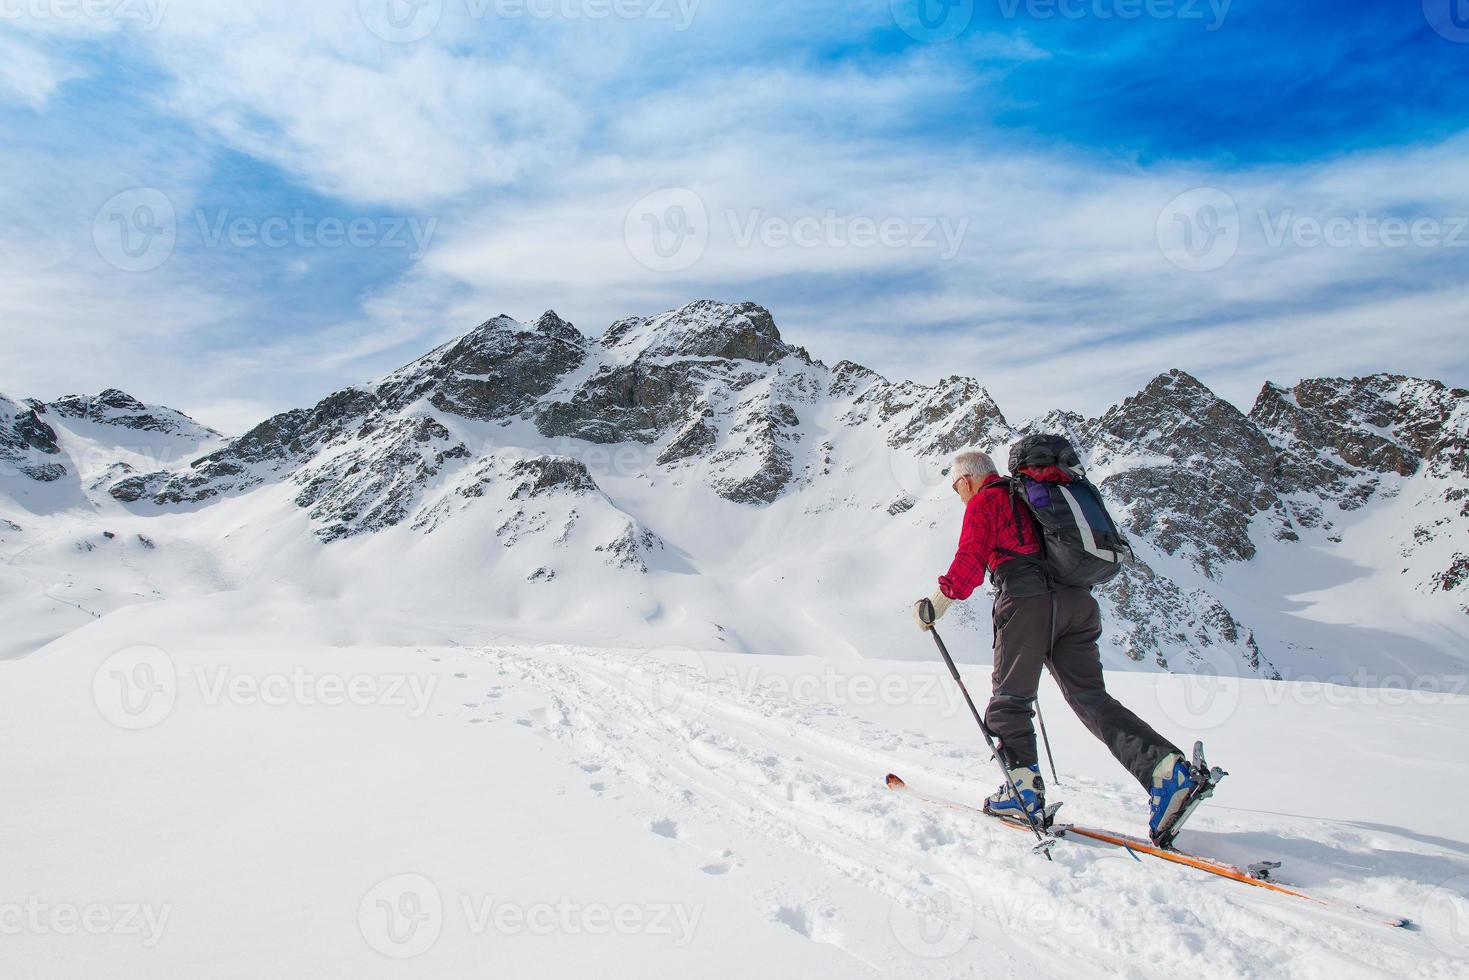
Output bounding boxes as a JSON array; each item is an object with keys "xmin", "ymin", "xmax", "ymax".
[{"xmin": 985, "ymin": 584, "xmax": 1180, "ymax": 790}]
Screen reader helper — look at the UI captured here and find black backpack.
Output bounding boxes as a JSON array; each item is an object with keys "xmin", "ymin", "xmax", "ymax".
[{"xmin": 997, "ymin": 434, "xmax": 1132, "ymax": 588}]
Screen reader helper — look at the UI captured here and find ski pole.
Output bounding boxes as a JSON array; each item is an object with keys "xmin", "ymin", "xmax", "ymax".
[
  {"xmin": 918, "ymin": 600, "xmax": 1054, "ymax": 860},
  {"xmin": 1039, "ymin": 592, "xmax": 1061, "ymax": 787},
  {"xmin": 1035, "ymin": 701, "xmax": 1060, "ymax": 787}
]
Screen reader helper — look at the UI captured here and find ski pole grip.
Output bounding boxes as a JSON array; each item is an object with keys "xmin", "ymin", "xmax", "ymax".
[{"xmin": 918, "ymin": 598, "xmax": 936, "ymax": 625}]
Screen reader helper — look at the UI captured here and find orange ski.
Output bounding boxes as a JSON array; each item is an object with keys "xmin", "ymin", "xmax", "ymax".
[{"xmin": 884, "ymin": 773, "xmax": 1410, "ymax": 928}]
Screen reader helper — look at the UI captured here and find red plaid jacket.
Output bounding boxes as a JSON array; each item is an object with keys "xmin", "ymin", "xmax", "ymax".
[{"xmin": 938, "ymin": 473, "xmax": 1042, "ymax": 600}]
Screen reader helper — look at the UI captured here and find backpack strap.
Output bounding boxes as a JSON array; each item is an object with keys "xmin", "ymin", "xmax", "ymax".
[
  {"xmin": 992, "ymin": 477, "xmax": 1052, "ymax": 590},
  {"xmin": 1007, "ymin": 478, "xmax": 1026, "ymax": 547},
  {"xmin": 980, "ymin": 476, "xmax": 1029, "ymax": 548}
]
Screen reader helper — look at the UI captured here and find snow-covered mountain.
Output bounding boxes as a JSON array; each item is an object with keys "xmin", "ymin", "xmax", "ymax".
[{"xmin": 2, "ymin": 301, "xmax": 1465, "ymax": 676}]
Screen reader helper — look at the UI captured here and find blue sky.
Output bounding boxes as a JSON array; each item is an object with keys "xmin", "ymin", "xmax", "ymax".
[{"xmin": 2, "ymin": 0, "xmax": 1467, "ymax": 431}]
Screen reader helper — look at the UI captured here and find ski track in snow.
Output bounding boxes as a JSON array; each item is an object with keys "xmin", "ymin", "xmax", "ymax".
[
  {"xmin": 4, "ymin": 632, "xmax": 1466, "ymax": 978},
  {"xmin": 459, "ymin": 643, "xmax": 1458, "ymax": 978}
]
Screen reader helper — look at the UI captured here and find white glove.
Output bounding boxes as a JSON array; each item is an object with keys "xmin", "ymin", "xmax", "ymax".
[{"xmin": 913, "ymin": 589, "xmax": 954, "ymax": 631}]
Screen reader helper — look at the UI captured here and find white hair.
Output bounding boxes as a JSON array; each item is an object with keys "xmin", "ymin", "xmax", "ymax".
[{"xmin": 950, "ymin": 449, "xmax": 997, "ymax": 482}]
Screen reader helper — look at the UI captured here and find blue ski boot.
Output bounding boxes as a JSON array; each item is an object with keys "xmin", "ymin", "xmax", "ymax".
[
  {"xmin": 983, "ymin": 764, "xmax": 1046, "ymax": 824},
  {"xmin": 1149, "ymin": 741, "xmax": 1227, "ymax": 849}
]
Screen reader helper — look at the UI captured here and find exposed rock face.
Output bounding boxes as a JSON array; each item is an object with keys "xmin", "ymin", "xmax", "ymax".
[
  {"xmin": 536, "ymin": 301, "xmax": 803, "ymax": 445},
  {"xmin": 846, "ymin": 375, "xmax": 1013, "ymax": 459},
  {"xmin": 596, "ymin": 522, "xmax": 664, "ymax": 572},
  {"xmin": 43, "ymin": 388, "xmax": 221, "ymax": 438},
  {"xmin": 534, "ymin": 362, "xmax": 705, "ymax": 445},
  {"xmin": 1250, "ymin": 375, "xmax": 1465, "ymax": 510},
  {"xmin": 600, "ymin": 300, "xmax": 798, "ymax": 365},
  {"xmin": 709, "ymin": 400, "xmax": 802, "ymax": 505},
  {"xmin": 1085, "ymin": 370, "xmax": 1290, "ymax": 576},
  {"xmin": 4, "ymin": 388, "xmax": 221, "ymax": 490},
  {"xmin": 1098, "ymin": 557, "xmax": 1275, "ymax": 677},
  {"xmin": 534, "ymin": 300, "xmax": 823, "ymax": 505},
  {"xmin": 380, "ymin": 312, "xmax": 587, "ymax": 420},
  {"xmin": 111, "ymin": 387, "xmax": 382, "ymax": 505},
  {"xmin": 1013, "ymin": 409, "xmax": 1087, "ymax": 450},
  {"xmin": 827, "ymin": 360, "xmax": 883, "ymax": 399},
  {"xmin": 294, "ymin": 415, "xmax": 471, "ymax": 542},
  {"xmin": 656, "ymin": 403, "xmax": 718, "ymax": 466},
  {"xmin": 2, "ymin": 394, "xmax": 63, "ymax": 479},
  {"xmin": 508, "ymin": 456, "xmax": 600, "ymax": 498},
  {"xmin": 1250, "ymin": 374, "xmax": 1469, "ymax": 601}
]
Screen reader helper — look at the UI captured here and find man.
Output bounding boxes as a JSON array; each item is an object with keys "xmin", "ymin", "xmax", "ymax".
[{"xmin": 913, "ymin": 448, "xmax": 1203, "ymax": 843}]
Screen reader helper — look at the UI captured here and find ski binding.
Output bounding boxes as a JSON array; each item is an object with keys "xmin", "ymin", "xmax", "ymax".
[{"xmin": 1151, "ymin": 741, "xmax": 1228, "ymax": 852}]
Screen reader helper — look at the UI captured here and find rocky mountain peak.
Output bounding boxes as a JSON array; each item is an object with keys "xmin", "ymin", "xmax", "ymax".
[
  {"xmin": 378, "ymin": 311, "xmax": 588, "ymax": 421},
  {"xmin": 48, "ymin": 388, "xmax": 146, "ymax": 415},
  {"xmin": 827, "ymin": 360, "xmax": 886, "ymax": 398},
  {"xmin": 1117, "ymin": 368, "xmax": 1217, "ymax": 418},
  {"xmin": 41, "ymin": 388, "xmax": 220, "ymax": 438},
  {"xmin": 1094, "ymin": 369, "xmax": 1269, "ymax": 467},
  {"xmin": 601, "ymin": 300, "xmax": 799, "ymax": 365},
  {"xmin": 1087, "ymin": 369, "xmax": 1287, "ymax": 574},
  {"xmin": 532, "ymin": 310, "xmax": 583, "ymax": 344}
]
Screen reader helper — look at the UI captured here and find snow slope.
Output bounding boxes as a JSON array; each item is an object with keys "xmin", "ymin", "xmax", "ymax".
[
  {"xmin": 0, "ymin": 390, "xmax": 225, "ymax": 658},
  {"xmin": 2, "ymin": 603, "xmax": 1465, "ymax": 978}
]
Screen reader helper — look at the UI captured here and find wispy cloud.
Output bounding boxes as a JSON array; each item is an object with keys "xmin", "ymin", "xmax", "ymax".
[{"xmin": 0, "ymin": 1, "xmax": 1465, "ymax": 432}]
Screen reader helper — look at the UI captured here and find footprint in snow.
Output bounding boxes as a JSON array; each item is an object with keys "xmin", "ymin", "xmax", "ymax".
[
  {"xmin": 650, "ymin": 818, "xmax": 679, "ymax": 839},
  {"xmin": 772, "ymin": 906, "xmax": 841, "ymax": 945},
  {"xmin": 773, "ymin": 906, "xmax": 813, "ymax": 937},
  {"xmin": 701, "ymin": 862, "xmax": 731, "ymax": 875}
]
